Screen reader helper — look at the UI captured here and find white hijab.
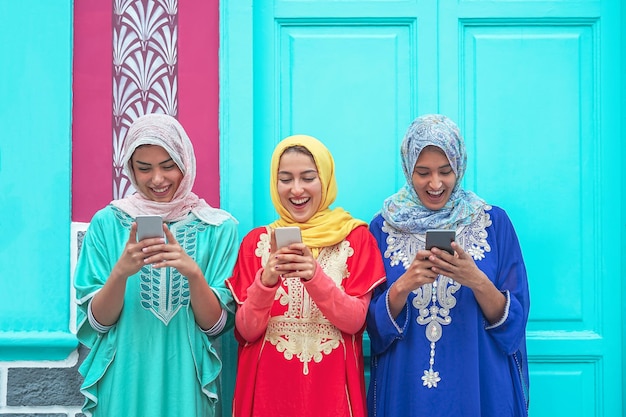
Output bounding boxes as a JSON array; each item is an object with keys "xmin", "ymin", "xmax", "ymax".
[{"xmin": 111, "ymin": 113, "xmax": 235, "ymax": 225}]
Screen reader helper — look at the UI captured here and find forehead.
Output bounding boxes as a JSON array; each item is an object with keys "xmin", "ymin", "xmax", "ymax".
[
  {"xmin": 278, "ymin": 150, "xmax": 317, "ymax": 171},
  {"xmin": 131, "ymin": 144, "xmax": 170, "ymax": 160},
  {"xmin": 416, "ymin": 146, "xmax": 449, "ymax": 164}
]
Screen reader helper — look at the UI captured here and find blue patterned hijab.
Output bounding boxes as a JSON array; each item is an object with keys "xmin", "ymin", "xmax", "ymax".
[{"xmin": 380, "ymin": 114, "xmax": 485, "ymax": 234}]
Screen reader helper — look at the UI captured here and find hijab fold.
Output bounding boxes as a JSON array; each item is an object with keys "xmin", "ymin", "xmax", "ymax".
[
  {"xmin": 381, "ymin": 114, "xmax": 485, "ymax": 234},
  {"xmin": 269, "ymin": 135, "xmax": 365, "ymax": 251},
  {"xmin": 111, "ymin": 113, "xmax": 235, "ymax": 226}
]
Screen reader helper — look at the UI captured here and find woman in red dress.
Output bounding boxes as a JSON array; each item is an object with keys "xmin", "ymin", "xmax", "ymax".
[{"xmin": 226, "ymin": 135, "xmax": 386, "ymax": 417}]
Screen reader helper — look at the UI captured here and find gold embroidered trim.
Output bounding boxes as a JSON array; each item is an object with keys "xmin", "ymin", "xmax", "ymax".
[{"xmin": 259, "ymin": 229, "xmax": 353, "ymax": 374}]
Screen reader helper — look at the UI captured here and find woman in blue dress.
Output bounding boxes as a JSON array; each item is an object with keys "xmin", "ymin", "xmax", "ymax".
[{"xmin": 367, "ymin": 114, "xmax": 530, "ymax": 417}]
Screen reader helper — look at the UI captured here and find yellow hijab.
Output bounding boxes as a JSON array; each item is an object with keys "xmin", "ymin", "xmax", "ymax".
[{"xmin": 269, "ymin": 135, "xmax": 366, "ymax": 253}]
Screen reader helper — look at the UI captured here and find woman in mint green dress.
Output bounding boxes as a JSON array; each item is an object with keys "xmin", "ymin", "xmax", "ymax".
[{"xmin": 74, "ymin": 113, "xmax": 238, "ymax": 417}]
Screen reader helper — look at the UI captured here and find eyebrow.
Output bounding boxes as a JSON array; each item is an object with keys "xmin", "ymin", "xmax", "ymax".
[
  {"xmin": 135, "ymin": 158, "xmax": 174, "ymax": 167},
  {"xmin": 414, "ymin": 163, "xmax": 452, "ymax": 170},
  {"xmin": 278, "ymin": 169, "xmax": 318, "ymax": 175}
]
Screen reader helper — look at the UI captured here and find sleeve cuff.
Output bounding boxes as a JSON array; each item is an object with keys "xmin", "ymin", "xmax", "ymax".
[
  {"xmin": 386, "ymin": 287, "xmax": 409, "ymax": 335},
  {"xmin": 88, "ymin": 300, "xmax": 113, "ymax": 333},
  {"xmin": 485, "ymin": 290, "xmax": 511, "ymax": 330},
  {"xmin": 201, "ymin": 308, "xmax": 227, "ymax": 336}
]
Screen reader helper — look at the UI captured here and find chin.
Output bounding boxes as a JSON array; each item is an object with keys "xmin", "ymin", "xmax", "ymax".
[
  {"xmin": 423, "ymin": 201, "xmax": 446, "ymax": 211},
  {"xmin": 153, "ymin": 195, "xmax": 174, "ymax": 202},
  {"xmin": 289, "ymin": 212, "xmax": 312, "ymax": 223}
]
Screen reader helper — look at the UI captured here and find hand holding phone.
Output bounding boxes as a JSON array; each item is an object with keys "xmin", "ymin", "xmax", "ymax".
[
  {"xmin": 274, "ymin": 226, "xmax": 302, "ymax": 248},
  {"xmin": 136, "ymin": 215, "xmax": 164, "ymax": 241},
  {"xmin": 425, "ymin": 229, "xmax": 455, "ymax": 255}
]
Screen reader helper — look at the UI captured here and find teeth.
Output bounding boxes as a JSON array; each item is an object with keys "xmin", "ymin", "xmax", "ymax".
[
  {"xmin": 428, "ymin": 190, "xmax": 443, "ymax": 196},
  {"xmin": 291, "ymin": 197, "xmax": 309, "ymax": 205},
  {"xmin": 153, "ymin": 186, "xmax": 168, "ymax": 193}
]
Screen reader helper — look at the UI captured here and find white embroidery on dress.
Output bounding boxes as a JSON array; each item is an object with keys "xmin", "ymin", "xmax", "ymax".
[
  {"xmin": 259, "ymin": 228, "xmax": 352, "ymax": 375},
  {"xmin": 381, "ymin": 222, "xmax": 424, "ymax": 269},
  {"xmin": 382, "ymin": 206, "xmax": 492, "ymax": 387},
  {"xmin": 136, "ymin": 216, "xmax": 205, "ymax": 325}
]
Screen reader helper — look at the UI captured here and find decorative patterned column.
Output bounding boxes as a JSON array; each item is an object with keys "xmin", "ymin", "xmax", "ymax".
[{"xmin": 112, "ymin": 0, "xmax": 178, "ymax": 198}]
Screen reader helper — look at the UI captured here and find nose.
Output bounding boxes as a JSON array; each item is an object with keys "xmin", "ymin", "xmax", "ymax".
[
  {"xmin": 429, "ymin": 174, "xmax": 442, "ymax": 188},
  {"xmin": 292, "ymin": 179, "xmax": 305, "ymax": 195},
  {"xmin": 151, "ymin": 169, "xmax": 165, "ymax": 184}
]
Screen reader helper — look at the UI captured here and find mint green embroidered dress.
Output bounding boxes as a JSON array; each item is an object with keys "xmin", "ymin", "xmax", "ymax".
[{"xmin": 75, "ymin": 206, "xmax": 237, "ymax": 417}]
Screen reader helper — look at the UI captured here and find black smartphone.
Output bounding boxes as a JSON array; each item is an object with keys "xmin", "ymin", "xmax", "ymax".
[
  {"xmin": 425, "ymin": 229, "xmax": 456, "ymax": 255},
  {"xmin": 136, "ymin": 215, "xmax": 164, "ymax": 241},
  {"xmin": 274, "ymin": 226, "xmax": 302, "ymax": 248}
]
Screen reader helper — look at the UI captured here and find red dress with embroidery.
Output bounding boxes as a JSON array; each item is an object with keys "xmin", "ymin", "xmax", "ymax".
[{"xmin": 226, "ymin": 225, "xmax": 386, "ymax": 417}]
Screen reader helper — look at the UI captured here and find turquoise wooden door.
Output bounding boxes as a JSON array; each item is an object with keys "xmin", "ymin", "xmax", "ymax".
[{"xmin": 220, "ymin": 1, "xmax": 624, "ymax": 416}]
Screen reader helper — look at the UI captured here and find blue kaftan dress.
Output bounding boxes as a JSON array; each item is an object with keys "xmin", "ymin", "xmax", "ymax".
[
  {"xmin": 367, "ymin": 205, "xmax": 530, "ymax": 417},
  {"xmin": 74, "ymin": 205, "xmax": 237, "ymax": 417}
]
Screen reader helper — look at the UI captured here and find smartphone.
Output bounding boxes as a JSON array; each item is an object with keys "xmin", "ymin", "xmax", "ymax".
[
  {"xmin": 274, "ymin": 226, "xmax": 302, "ymax": 248},
  {"xmin": 136, "ymin": 215, "xmax": 164, "ymax": 241},
  {"xmin": 425, "ymin": 229, "xmax": 456, "ymax": 255}
]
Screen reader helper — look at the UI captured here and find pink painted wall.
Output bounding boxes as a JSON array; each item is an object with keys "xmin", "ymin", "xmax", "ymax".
[{"xmin": 72, "ymin": 1, "xmax": 220, "ymax": 223}]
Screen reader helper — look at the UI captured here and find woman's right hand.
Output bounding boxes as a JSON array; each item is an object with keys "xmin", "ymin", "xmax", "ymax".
[
  {"xmin": 260, "ymin": 229, "xmax": 282, "ymax": 287},
  {"xmin": 398, "ymin": 249, "xmax": 438, "ymax": 293},
  {"xmin": 387, "ymin": 249, "xmax": 438, "ymax": 318},
  {"xmin": 111, "ymin": 222, "xmax": 165, "ymax": 281},
  {"xmin": 91, "ymin": 223, "xmax": 165, "ymax": 327}
]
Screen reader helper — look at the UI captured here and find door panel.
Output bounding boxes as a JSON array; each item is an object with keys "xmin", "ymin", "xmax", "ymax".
[
  {"xmin": 462, "ymin": 23, "xmax": 596, "ymax": 326},
  {"xmin": 274, "ymin": 23, "xmax": 414, "ymax": 223},
  {"xmin": 532, "ymin": 360, "xmax": 599, "ymax": 416},
  {"xmin": 220, "ymin": 1, "xmax": 623, "ymax": 416}
]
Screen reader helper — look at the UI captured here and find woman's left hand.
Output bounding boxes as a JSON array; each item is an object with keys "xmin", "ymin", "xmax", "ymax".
[
  {"xmin": 275, "ymin": 243, "xmax": 317, "ymax": 281},
  {"xmin": 429, "ymin": 242, "xmax": 488, "ymax": 289},
  {"xmin": 141, "ymin": 224, "xmax": 201, "ymax": 278}
]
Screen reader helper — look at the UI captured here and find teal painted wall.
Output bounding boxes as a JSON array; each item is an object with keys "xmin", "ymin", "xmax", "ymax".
[
  {"xmin": 0, "ymin": 1, "xmax": 75, "ymax": 360},
  {"xmin": 622, "ymin": 1, "xmax": 626, "ymax": 411}
]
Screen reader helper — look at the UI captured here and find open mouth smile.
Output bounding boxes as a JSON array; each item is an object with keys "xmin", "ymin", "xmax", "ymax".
[
  {"xmin": 290, "ymin": 197, "xmax": 310, "ymax": 207},
  {"xmin": 151, "ymin": 185, "xmax": 171, "ymax": 195}
]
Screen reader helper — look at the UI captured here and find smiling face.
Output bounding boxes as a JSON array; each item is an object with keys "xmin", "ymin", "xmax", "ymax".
[
  {"xmin": 131, "ymin": 144, "xmax": 183, "ymax": 202},
  {"xmin": 412, "ymin": 146, "xmax": 457, "ymax": 210},
  {"xmin": 276, "ymin": 149, "xmax": 322, "ymax": 223}
]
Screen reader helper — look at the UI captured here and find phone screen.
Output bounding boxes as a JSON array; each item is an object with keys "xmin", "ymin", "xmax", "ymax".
[
  {"xmin": 136, "ymin": 215, "xmax": 164, "ymax": 241},
  {"xmin": 274, "ymin": 226, "xmax": 302, "ymax": 248},
  {"xmin": 425, "ymin": 229, "xmax": 455, "ymax": 255}
]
